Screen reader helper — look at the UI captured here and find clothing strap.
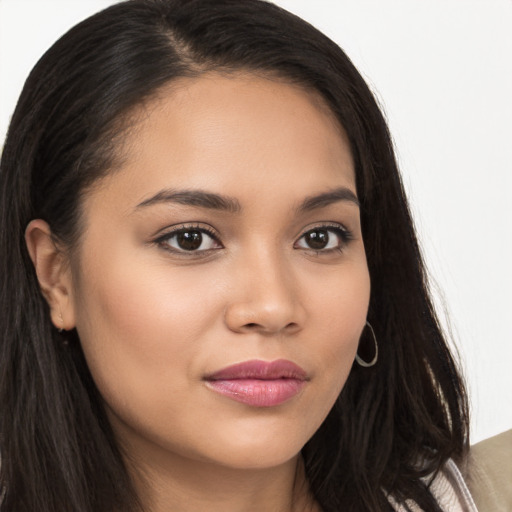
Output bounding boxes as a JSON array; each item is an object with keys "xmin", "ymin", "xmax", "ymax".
[{"xmin": 388, "ymin": 459, "xmax": 478, "ymax": 512}]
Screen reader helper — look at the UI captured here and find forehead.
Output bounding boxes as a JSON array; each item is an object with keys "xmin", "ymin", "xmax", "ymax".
[{"xmin": 86, "ymin": 73, "xmax": 355, "ymax": 214}]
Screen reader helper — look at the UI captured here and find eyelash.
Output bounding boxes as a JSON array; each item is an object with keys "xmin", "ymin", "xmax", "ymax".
[
  {"xmin": 294, "ymin": 224, "xmax": 353, "ymax": 255},
  {"xmin": 153, "ymin": 224, "xmax": 222, "ymax": 257},
  {"xmin": 152, "ymin": 222, "xmax": 353, "ymax": 256}
]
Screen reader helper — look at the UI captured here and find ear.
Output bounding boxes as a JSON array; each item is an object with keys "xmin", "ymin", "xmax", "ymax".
[{"xmin": 25, "ymin": 219, "xmax": 76, "ymax": 331}]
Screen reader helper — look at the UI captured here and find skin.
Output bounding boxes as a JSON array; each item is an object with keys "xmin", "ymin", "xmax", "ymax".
[{"xmin": 26, "ymin": 74, "xmax": 370, "ymax": 512}]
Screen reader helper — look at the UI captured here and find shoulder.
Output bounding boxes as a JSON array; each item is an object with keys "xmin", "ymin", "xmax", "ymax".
[{"xmin": 466, "ymin": 429, "xmax": 512, "ymax": 512}]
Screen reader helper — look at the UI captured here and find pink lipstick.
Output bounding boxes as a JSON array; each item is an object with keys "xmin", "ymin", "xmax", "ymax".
[{"xmin": 204, "ymin": 359, "xmax": 307, "ymax": 407}]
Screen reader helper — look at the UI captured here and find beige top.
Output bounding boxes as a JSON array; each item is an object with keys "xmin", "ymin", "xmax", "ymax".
[{"xmin": 466, "ymin": 429, "xmax": 512, "ymax": 512}]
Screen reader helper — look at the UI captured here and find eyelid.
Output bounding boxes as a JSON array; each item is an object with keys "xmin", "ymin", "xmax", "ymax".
[
  {"xmin": 296, "ymin": 221, "xmax": 352, "ymax": 238},
  {"xmin": 152, "ymin": 222, "xmax": 219, "ymax": 239},
  {"xmin": 294, "ymin": 222, "xmax": 354, "ymax": 252},
  {"xmin": 152, "ymin": 223, "xmax": 223, "ymax": 255}
]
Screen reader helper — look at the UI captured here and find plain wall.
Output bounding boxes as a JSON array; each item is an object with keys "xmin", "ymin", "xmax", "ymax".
[{"xmin": 1, "ymin": 0, "xmax": 511, "ymax": 443}]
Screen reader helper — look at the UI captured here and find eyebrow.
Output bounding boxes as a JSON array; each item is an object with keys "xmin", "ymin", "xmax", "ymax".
[
  {"xmin": 135, "ymin": 186, "xmax": 359, "ymax": 213},
  {"xmin": 136, "ymin": 189, "xmax": 241, "ymax": 213},
  {"xmin": 298, "ymin": 187, "xmax": 360, "ymax": 211}
]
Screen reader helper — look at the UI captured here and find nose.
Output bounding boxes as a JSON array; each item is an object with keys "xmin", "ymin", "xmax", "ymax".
[{"xmin": 224, "ymin": 251, "xmax": 306, "ymax": 336}]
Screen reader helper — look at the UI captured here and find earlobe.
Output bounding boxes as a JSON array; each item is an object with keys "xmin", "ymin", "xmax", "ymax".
[{"xmin": 25, "ymin": 219, "xmax": 76, "ymax": 331}]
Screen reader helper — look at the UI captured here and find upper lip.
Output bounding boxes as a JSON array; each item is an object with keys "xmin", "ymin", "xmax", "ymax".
[{"xmin": 204, "ymin": 359, "xmax": 308, "ymax": 381}]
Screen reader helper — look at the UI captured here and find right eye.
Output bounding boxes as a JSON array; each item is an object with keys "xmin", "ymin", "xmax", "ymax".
[{"xmin": 155, "ymin": 226, "xmax": 222, "ymax": 253}]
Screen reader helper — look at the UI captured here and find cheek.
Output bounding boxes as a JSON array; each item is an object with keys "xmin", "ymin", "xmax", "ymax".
[
  {"xmin": 305, "ymin": 257, "xmax": 370, "ymax": 347},
  {"xmin": 72, "ymin": 253, "xmax": 224, "ymax": 411},
  {"xmin": 77, "ymin": 253, "xmax": 219, "ymax": 345},
  {"xmin": 296, "ymin": 258, "xmax": 370, "ymax": 418}
]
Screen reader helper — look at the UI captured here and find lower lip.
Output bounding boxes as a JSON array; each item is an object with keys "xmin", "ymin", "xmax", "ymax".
[{"xmin": 205, "ymin": 378, "xmax": 305, "ymax": 407}]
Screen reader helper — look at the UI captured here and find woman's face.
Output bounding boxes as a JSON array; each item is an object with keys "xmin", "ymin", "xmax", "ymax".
[{"xmin": 68, "ymin": 74, "xmax": 370, "ymax": 471}]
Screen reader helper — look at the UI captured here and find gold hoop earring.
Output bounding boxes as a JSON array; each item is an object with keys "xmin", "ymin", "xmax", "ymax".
[{"xmin": 355, "ymin": 321, "xmax": 378, "ymax": 368}]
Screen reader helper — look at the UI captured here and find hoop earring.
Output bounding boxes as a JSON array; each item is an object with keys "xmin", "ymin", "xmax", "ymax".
[{"xmin": 355, "ymin": 321, "xmax": 378, "ymax": 367}]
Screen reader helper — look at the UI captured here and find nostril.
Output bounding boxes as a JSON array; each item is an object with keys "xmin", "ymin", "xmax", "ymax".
[{"xmin": 241, "ymin": 321, "xmax": 300, "ymax": 333}]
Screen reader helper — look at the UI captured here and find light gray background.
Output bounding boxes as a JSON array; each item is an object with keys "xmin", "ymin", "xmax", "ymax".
[{"xmin": 1, "ymin": 0, "xmax": 511, "ymax": 443}]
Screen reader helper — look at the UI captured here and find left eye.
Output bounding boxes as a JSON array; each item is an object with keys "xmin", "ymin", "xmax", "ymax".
[
  {"xmin": 295, "ymin": 227, "xmax": 347, "ymax": 251},
  {"xmin": 159, "ymin": 228, "xmax": 221, "ymax": 252}
]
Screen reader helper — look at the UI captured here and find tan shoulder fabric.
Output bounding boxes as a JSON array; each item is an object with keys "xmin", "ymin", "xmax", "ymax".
[{"xmin": 466, "ymin": 429, "xmax": 512, "ymax": 512}]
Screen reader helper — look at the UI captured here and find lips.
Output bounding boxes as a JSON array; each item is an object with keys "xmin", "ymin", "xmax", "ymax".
[{"xmin": 204, "ymin": 359, "xmax": 307, "ymax": 407}]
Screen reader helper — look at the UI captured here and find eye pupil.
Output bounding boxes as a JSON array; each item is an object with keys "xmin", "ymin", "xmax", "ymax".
[
  {"xmin": 305, "ymin": 229, "xmax": 329, "ymax": 249},
  {"xmin": 177, "ymin": 230, "xmax": 202, "ymax": 251}
]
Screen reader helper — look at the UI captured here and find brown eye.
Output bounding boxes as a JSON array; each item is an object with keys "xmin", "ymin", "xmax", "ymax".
[
  {"xmin": 158, "ymin": 227, "xmax": 221, "ymax": 253},
  {"xmin": 295, "ymin": 226, "xmax": 350, "ymax": 252},
  {"xmin": 176, "ymin": 230, "xmax": 203, "ymax": 251},
  {"xmin": 303, "ymin": 229, "xmax": 330, "ymax": 250}
]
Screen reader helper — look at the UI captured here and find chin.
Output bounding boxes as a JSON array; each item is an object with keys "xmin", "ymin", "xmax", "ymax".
[
  {"xmin": 190, "ymin": 420, "xmax": 313, "ymax": 470},
  {"xmin": 204, "ymin": 444, "xmax": 302, "ymax": 471}
]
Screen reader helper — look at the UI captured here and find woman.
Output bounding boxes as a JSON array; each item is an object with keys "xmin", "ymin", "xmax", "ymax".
[{"xmin": 0, "ymin": 1, "xmax": 473, "ymax": 511}]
